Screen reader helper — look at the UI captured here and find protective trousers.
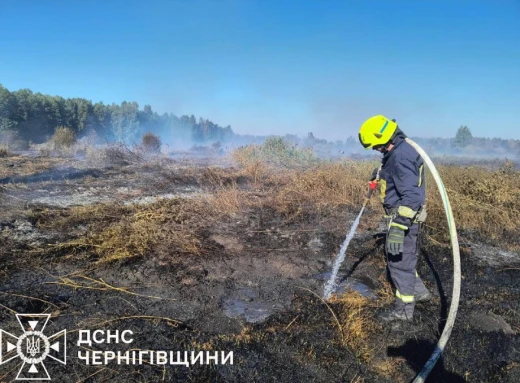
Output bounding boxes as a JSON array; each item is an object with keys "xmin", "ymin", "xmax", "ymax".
[{"xmin": 386, "ymin": 223, "xmax": 429, "ymax": 317}]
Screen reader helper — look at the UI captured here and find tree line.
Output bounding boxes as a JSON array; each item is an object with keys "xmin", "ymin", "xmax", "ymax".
[
  {"xmin": 1, "ymin": 84, "xmax": 518, "ymax": 159},
  {"xmin": 0, "ymin": 84, "xmax": 233, "ymax": 145}
]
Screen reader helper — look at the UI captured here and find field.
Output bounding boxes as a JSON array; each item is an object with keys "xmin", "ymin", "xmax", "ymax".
[{"xmin": 0, "ymin": 141, "xmax": 519, "ymax": 383}]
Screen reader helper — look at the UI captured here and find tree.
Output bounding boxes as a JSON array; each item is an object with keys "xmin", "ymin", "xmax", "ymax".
[
  {"xmin": 0, "ymin": 85, "xmax": 17, "ymax": 132},
  {"xmin": 454, "ymin": 125, "xmax": 473, "ymax": 148},
  {"xmin": 110, "ymin": 101, "xmax": 140, "ymax": 144}
]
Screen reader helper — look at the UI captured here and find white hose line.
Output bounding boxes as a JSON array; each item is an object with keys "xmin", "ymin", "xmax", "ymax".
[{"xmin": 405, "ymin": 138, "xmax": 462, "ymax": 383}]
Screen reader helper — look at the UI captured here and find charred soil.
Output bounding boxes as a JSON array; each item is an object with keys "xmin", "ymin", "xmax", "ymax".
[{"xmin": 0, "ymin": 152, "xmax": 518, "ymax": 383}]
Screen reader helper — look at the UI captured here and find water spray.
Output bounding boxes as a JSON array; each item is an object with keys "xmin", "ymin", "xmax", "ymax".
[{"xmin": 322, "ymin": 167, "xmax": 380, "ymax": 300}]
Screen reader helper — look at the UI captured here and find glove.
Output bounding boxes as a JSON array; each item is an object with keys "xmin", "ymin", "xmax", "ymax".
[
  {"xmin": 386, "ymin": 224, "xmax": 405, "ymax": 255},
  {"xmin": 369, "ymin": 167, "xmax": 380, "ymax": 181}
]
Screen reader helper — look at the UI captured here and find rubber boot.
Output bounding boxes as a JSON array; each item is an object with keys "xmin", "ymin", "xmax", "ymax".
[
  {"xmin": 377, "ymin": 299, "xmax": 414, "ymax": 322},
  {"xmin": 414, "ymin": 276, "xmax": 432, "ymax": 303}
]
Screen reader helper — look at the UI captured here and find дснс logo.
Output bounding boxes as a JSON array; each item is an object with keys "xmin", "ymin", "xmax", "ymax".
[{"xmin": 0, "ymin": 314, "xmax": 66, "ymax": 381}]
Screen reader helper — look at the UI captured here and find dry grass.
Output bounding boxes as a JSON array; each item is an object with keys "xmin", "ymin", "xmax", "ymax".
[
  {"xmin": 237, "ymin": 160, "xmax": 271, "ymax": 186},
  {"xmin": 330, "ymin": 285, "xmax": 402, "ymax": 378},
  {"xmin": 0, "ymin": 156, "xmax": 67, "ymax": 178},
  {"xmin": 44, "ymin": 275, "xmax": 169, "ymax": 300},
  {"xmin": 35, "ymin": 198, "xmax": 210, "ymax": 263},
  {"xmin": 204, "ymin": 183, "xmax": 252, "ymax": 217},
  {"xmin": 424, "ymin": 164, "xmax": 520, "ymax": 249},
  {"xmin": 232, "ymin": 140, "xmax": 519, "ymax": 250},
  {"xmin": 374, "ymin": 272, "xmax": 395, "ymax": 306},
  {"xmin": 330, "ymin": 291, "xmax": 382, "ymax": 362},
  {"xmin": 270, "ymin": 161, "xmax": 379, "ymax": 218},
  {"xmin": 27, "ymin": 142, "xmax": 520, "ymax": 264},
  {"xmin": 28, "ymin": 163, "xmax": 262, "ymax": 264},
  {"xmin": 269, "ymin": 160, "xmax": 520, "ymax": 250},
  {"xmin": 13, "ymin": 147, "xmax": 516, "ymax": 381},
  {"xmin": 217, "ymin": 326, "xmax": 254, "ymax": 347},
  {"xmin": 371, "ymin": 358, "xmax": 406, "ymax": 380}
]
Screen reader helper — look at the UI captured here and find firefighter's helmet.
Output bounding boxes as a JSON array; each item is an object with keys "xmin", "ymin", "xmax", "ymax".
[{"xmin": 358, "ymin": 115, "xmax": 398, "ymax": 149}]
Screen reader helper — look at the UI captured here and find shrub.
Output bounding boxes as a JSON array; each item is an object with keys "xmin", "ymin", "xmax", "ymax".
[
  {"xmin": 499, "ymin": 158, "xmax": 515, "ymax": 175},
  {"xmin": 86, "ymin": 143, "xmax": 143, "ymax": 167},
  {"xmin": 51, "ymin": 126, "xmax": 76, "ymax": 150},
  {"xmin": 0, "ymin": 146, "xmax": 11, "ymax": 157},
  {"xmin": 141, "ymin": 132, "xmax": 162, "ymax": 153},
  {"xmin": 233, "ymin": 136, "xmax": 319, "ymax": 168}
]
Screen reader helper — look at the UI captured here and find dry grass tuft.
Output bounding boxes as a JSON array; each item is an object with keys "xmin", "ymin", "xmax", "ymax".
[
  {"xmin": 205, "ymin": 183, "xmax": 252, "ymax": 217},
  {"xmin": 238, "ymin": 160, "xmax": 271, "ymax": 186},
  {"xmin": 374, "ymin": 272, "xmax": 395, "ymax": 307},
  {"xmin": 330, "ymin": 290, "xmax": 381, "ymax": 362},
  {"xmin": 199, "ymin": 166, "xmax": 240, "ymax": 187}
]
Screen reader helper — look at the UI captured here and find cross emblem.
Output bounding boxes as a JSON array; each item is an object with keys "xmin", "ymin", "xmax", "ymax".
[{"xmin": 0, "ymin": 314, "xmax": 66, "ymax": 380}]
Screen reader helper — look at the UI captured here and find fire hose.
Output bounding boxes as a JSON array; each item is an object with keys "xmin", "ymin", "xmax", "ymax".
[
  {"xmin": 404, "ymin": 138, "xmax": 461, "ymax": 383},
  {"xmin": 365, "ymin": 139, "xmax": 460, "ymax": 382}
]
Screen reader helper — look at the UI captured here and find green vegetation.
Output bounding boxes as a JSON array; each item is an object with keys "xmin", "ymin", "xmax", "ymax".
[
  {"xmin": 233, "ymin": 136, "xmax": 320, "ymax": 168},
  {"xmin": 454, "ymin": 125, "xmax": 473, "ymax": 148},
  {"xmin": 0, "ymin": 84, "xmax": 233, "ymax": 145}
]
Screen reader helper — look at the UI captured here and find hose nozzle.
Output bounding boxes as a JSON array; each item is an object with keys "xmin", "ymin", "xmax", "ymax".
[
  {"xmin": 363, "ymin": 165, "xmax": 381, "ymax": 207},
  {"xmin": 363, "ymin": 181, "xmax": 377, "ymax": 206}
]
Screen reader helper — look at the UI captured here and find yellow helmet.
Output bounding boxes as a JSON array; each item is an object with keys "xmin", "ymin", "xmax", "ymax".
[{"xmin": 358, "ymin": 115, "xmax": 398, "ymax": 149}]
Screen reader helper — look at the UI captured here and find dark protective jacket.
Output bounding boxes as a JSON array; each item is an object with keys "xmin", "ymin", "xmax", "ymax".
[{"xmin": 379, "ymin": 133, "xmax": 426, "ymax": 228}]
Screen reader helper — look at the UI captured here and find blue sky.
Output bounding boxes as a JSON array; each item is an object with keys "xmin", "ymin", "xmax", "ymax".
[{"xmin": 1, "ymin": 0, "xmax": 519, "ymax": 140}]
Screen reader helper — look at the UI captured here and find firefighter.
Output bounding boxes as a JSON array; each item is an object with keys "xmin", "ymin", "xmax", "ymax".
[{"xmin": 358, "ymin": 115, "xmax": 432, "ymax": 321}]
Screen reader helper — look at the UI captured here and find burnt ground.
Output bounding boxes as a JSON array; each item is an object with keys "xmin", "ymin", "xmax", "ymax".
[{"xmin": 0, "ymin": 153, "xmax": 519, "ymax": 383}]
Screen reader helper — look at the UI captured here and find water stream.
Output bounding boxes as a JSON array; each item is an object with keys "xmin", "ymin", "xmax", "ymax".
[{"xmin": 323, "ymin": 206, "xmax": 365, "ymax": 300}]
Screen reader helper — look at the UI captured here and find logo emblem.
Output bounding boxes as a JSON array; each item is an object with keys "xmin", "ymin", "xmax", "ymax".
[{"xmin": 0, "ymin": 314, "xmax": 66, "ymax": 380}]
